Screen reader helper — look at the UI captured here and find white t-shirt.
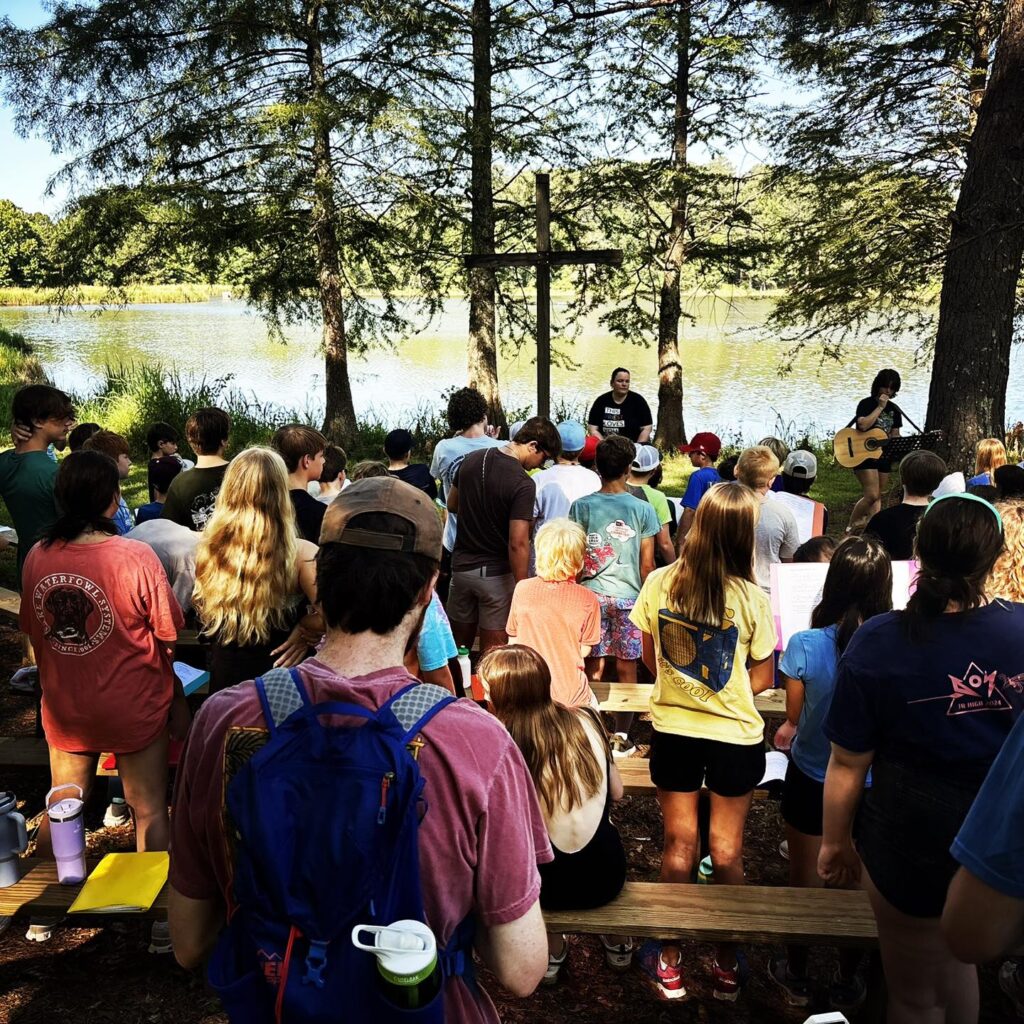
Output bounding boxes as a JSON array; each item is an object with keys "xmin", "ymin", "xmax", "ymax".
[
  {"xmin": 533, "ymin": 464, "xmax": 601, "ymax": 525},
  {"xmin": 126, "ymin": 519, "xmax": 200, "ymax": 612},
  {"xmin": 754, "ymin": 494, "xmax": 800, "ymax": 591},
  {"xmin": 429, "ymin": 435, "xmax": 504, "ymax": 552}
]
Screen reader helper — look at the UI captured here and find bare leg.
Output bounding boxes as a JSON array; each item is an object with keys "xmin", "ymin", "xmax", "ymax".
[
  {"xmin": 450, "ymin": 618, "xmax": 478, "ymax": 652},
  {"xmin": 708, "ymin": 790, "xmax": 755, "ymax": 970},
  {"xmin": 863, "ymin": 868, "xmax": 979, "ymax": 1024},
  {"xmin": 478, "ymin": 627, "xmax": 507, "ymax": 655},
  {"xmin": 118, "ymin": 732, "xmax": 170, "ymax": 853},
  {"xmin": 38, "ymin": 747, "xmax": 97, "ymax": 858},
  {"xmin": 656, "ymin": 788, "xmax": 700, "ymax": 966},
  {"xmin": 849, "ymin": 468, "xmax": 881, "ymax": 530},
  {"xmin": 612, "ymin": 657, "xmax": 637, "ymax": 736},
  {"xmin": 784, "ymin": 825, "xmax": 822, "ymax": 977},
  {"xmin": 585, "ymin": 656, "xmax": 604, "ymax": 682}
]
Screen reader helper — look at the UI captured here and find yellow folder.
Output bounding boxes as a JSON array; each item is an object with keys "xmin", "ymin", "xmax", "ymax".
[{"xmin": 68, "ymin": 852, "xmax": 169, "ymax": 914}]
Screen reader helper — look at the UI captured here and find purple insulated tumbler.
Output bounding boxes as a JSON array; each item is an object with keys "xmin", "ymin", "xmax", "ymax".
[{"xmin": 47, "ymin": 784, "xmax": 87, "ymax": 885}]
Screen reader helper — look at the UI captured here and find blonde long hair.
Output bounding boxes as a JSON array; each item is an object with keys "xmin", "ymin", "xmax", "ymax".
[
  {"xmin": 667, "ymin": 482, "xmax": 759, "ymax": 623},
  {"xmin": 193, "ymin": 447, "xmax": 301, "ymax": 645},
  {"xmin": 988, "ymin": 499, "xmax": 1024, "ymax": 600},
  {"xmin": 975, "ymin": 438, "xmax": 1007, "ymax": 478},
  {"xmin": 482, "ymin": 645, "xmax": 604, "ymax": 818}
]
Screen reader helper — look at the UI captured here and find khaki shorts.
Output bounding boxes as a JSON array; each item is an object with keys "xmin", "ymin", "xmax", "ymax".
[{"xmin": 447, "ymin": 567, "xmax": 515, "ymax": 632}]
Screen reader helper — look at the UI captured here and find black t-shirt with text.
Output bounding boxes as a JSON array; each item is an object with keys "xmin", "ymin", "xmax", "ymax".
[{"xmin": 587, "ymin": 390, "xmax": 653, "ymax": 442}]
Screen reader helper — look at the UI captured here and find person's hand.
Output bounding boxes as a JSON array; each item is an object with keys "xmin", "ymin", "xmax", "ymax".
[
  {"xmin": 773, "ymin": 720, "xmax": 797, "ymax": 752},
  {"xmin": 818, "ymin": 839, "xmax": 862, "ymax": 889},
  {"xmin": 877, "ymin": 393, "xmax": 889, "ymax": 410},
  {"xmin": 10, "ymin": 422, "xmax": 32, "ymax": 446},
  {"xmin": 272, "ymin": 628, "xmax": 311, "ymax": 668},
  {"xmin": 484, "ymin": 424, "xmax": 499, "ymax": 439},
  {"xmin": 168, "ymin": 696, "xmax": 192, "ymax": 741}
]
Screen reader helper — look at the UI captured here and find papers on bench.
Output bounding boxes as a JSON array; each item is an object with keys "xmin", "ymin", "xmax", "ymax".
[
  {"xmin": 174, "ymin": 660, "xmax": 210, "ymax": 696},
  {"xmin": 69, "ymin": 852, "xmax": 168, "ymax": 914},
  {"xmin": 770, "ymin": 560, "xmax": 917, "ymax": 651}
]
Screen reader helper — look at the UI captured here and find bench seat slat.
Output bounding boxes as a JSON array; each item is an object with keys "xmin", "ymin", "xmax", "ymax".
[
  {"xmin": 593, "ymin": 682, "xmax": 786, "ymax": 718},
  {"xmin": 543, "ymin": 881, "xmax": 877, "ymax": 947}
]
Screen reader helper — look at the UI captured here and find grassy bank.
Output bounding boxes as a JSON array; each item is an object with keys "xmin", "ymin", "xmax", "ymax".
[
  {"xmin": 0, "ymin": 331, "xmax": 866, "ymax": 532},
  {"xmin": 0, "ymin": 283, "xmax": 239, "ymax": 307}
]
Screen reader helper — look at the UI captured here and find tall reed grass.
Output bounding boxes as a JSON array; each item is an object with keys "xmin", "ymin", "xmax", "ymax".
[{"xmin": 0, "ymin": 284, "xmax": 238, "ymax": 307}]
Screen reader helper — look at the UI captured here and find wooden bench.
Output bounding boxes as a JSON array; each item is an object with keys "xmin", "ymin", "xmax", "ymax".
[
  {"xmin": 0, "ymin": 859, "xmax": 167, "ymax": 920},
  {"xmin": 544, "ymin": 881, "xmax": 878, "ymax": 947},
  {"xmin": 593, "ymin": 682, "xmax": 786, "ymax": 719},
  {"xmin": 0, "ymin": 860, "xmax": 877, "ymax": 950},
  {"xmin": 0, "ymin": 585, "xmax": 19, "ymax": 624},
  {"xmin": 0, "ymin": 737, "xmax": 133, "ymax": 776}
]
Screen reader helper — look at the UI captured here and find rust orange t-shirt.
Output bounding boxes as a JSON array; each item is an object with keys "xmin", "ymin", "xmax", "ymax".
[
  {"xmin": 20, "ymin": 535, "xmax": 185, "ymax": 753},
  {"xmin": 506, "ymin": 577, "xmax": 601, "ymax": 707}
]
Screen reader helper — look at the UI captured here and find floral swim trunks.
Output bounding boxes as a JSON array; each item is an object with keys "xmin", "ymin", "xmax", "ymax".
[{"xmin": 592, "ymin": 594, "xmax": 642, "ymax": 661}]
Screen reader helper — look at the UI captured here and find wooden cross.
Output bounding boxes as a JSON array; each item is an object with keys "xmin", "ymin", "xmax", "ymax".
[{"xmin": 464, "ymin": 173, "xmax": 623, "ymax": 418}]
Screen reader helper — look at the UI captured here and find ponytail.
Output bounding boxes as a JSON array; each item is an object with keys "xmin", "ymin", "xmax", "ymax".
[
  {"xmin": 903, "ymin": 496, "xmax": 1003, "ymax": 641},
  {"xmin": 43, "ymin": 451, "xmax": 120, "ymax": 547}
]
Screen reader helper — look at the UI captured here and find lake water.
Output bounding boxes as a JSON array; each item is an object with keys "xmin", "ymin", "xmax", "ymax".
[{"xmin": 2, "ymin": 296, "xmax": 1021, "ymax": 441}]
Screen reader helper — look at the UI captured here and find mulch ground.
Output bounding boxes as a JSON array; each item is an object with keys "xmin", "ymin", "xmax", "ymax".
[{"xmin": 0, "ymin": 619, "xmax": 1011, "ymax": 1023}]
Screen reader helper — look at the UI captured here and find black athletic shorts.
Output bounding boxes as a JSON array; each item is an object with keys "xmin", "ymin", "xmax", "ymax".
[
  {"xmin": 781, "ymin": 759, "xmax": 824, "ymax": 836},
  {"xmin": 854, "ymin": 457, "xmax": 893, "ymax": 474},
  {"xmin": 650, "ymin": 730, "xmax": 765, "ymax": 798}
]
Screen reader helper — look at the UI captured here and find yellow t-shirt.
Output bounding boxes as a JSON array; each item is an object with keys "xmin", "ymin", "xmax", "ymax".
[{"xmin": 630, "ymin": 565, "xmax": 777, "ymax": 744}]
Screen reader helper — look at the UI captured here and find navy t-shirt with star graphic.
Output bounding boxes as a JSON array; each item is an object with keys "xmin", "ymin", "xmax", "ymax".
[{"xmin": 825, "ymin": 601, "xmax": 1024, "ymax": 782}]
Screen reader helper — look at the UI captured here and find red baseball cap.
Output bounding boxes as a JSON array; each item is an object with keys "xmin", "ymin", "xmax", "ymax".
[
  {"xmin": 678, "ymin": 432, "xmax": 721, "ymax": 459},
  {"xmin": 579, "ymin": 435, "xmax": 600, "ymax": 466}
]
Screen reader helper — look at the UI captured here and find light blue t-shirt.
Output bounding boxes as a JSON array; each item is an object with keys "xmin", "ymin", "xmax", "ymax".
[
  {"xmin": 569, "ymin": 491, "xmax": 661, "ymax": 601},
  {"xmin": 681, "ymin": 466, "xmax": 721, "ymax": 510},
  {"xmin": 417, "ymin": 593, "xmax": 458, "ymax": 672},
  {"xmin": 428, "ymin": 435, "xmax": 504, "ymax": 552},
  {"xmin": 952, "ymin": 709, "xmax": 1024, "ymax": 898},
  {"xmin": 113, "ymin": 496, "xmax": 134, "ymax": 536},
  {"xmin": 780, "ymin": 625, "xmax": 842, "ymax": 783}
]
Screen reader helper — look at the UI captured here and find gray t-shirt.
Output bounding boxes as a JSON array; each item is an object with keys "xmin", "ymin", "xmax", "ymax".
[
  {"xmin": 429, "ymin": 435, "xmax": 504, "ymax": 552},
  {"xmin": 126, "ymin": 519, "xmax": 200, "ymax": 612},
  {"xmin": 754, "ymin": 494, "xmax": 800, "ymax": 591}
]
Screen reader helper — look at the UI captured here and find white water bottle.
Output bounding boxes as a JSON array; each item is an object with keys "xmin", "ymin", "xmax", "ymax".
[{"xmin": 456, "ymin": 647, "xmax": 472, "ymax": 699}]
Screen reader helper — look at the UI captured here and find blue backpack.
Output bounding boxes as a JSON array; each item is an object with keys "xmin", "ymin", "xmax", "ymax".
[{"xmin": 208, "ymin": 667, "xmax": 475, "ymax": 1023}]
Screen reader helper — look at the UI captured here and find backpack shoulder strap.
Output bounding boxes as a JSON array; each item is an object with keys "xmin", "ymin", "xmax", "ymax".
[
  {"xmin": 255, "ymin": 666, "xmax": 310, "ymax": 735},
  {"xmin": 386, "ymin": 682, "xmax": 457, "ymax": 742}
]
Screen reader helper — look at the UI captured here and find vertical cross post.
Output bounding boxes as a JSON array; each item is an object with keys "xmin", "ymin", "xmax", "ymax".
[{"xmin": 535, "ymin": 173, "xmax": 551, "ymax": 419}]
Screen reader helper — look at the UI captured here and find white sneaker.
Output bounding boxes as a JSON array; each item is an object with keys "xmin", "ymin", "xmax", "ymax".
[
  {"xmin": 610, "ymin": 732, "xmax": 636, "ymax": 759},
  {"xmin": 148, "ymin": 919, "xmax": 173, "ymax": 954},
  {"xmin": 25, "ymin": 916, "xmax": 60, "ymax": 942},
  {"xmin": 103, "ymin": 798, "xmax": 130, "ymax": 828}
]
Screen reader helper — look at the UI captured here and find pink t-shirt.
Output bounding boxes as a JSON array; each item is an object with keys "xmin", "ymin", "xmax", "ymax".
[
  {"xmin": 20, "ymin": 536, "xmax": 184, "ymax": 753},
  {"xmin": 168, "ymin": 659, "xmax": 552, "ymax": 1024},
  {"xmin": 506, "ymin": 578, "xmax": 601, "ymax": 708}
]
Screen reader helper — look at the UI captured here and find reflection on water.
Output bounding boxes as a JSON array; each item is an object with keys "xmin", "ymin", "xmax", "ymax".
[{"xmin": 2, "ymin": 296, "xmax": 1017, "ymax": 441}]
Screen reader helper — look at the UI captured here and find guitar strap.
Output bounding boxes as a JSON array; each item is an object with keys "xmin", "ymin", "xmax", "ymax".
[{"xmin": 845, "ymin": 401, "xmax": 924, "ymax": 435}]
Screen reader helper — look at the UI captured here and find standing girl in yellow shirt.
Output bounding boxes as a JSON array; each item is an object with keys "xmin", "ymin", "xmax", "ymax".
[{"xmin": 630, "ymin": 482, "xmax": 777, "ymax": 1001}]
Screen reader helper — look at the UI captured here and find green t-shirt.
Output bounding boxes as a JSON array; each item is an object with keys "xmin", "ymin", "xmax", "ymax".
[
  {"xmin": 569, "ymin": 491, "xmax": 661, "ymax": 600},
  {"xmin": 0, "ymin": 449, "xmax": 59, "ymax": 583},
  {"xmin": 638, "ymin": 483, "xmax": 671, "ymax": 527}
]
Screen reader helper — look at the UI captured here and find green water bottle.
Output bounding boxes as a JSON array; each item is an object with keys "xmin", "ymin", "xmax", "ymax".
[
  {"xmin": 352, "ymin": 919, "xmax": 441, "ymax": 1010},
  {"xmin": 697, "ymin": 855, "xmax": 714, "ymax": 885}
]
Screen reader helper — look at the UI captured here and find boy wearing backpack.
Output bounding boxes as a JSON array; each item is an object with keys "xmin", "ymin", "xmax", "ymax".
[{"xmin": 168, "ymin": 477, "xmax": 549, "ymax": 1021}]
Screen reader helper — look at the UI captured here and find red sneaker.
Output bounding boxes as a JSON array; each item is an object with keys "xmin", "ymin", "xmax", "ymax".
[
  {"xmin": 713, "ymin": 959, "xmax": 741, "ymax": 1002},
  {"xmin": 655, "ymin": 951, "xmax": 687, "ymax": 1000}
]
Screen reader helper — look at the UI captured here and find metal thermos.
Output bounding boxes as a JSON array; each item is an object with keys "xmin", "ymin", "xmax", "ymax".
[
  {"xmin": 0, "ymin": 791, "xmax": 28, "ymax": 888},
  {"xmin": 47, "ymin": 783, "xmax": 87, "ymax": 885}
]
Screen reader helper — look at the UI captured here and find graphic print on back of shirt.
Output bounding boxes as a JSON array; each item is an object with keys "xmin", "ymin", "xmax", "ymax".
[
  {"xmin": 657, "ymin": 606, "xmax": 739, "ymax": 694},
  {"xmin": 908, "ymin": 661, "xmax": 1014, "ymax": 717},
  {"xmin": 33, "ymin": 573, "xmax": 114, "ymax": 655},
  {"xmin": 582, "ymin": 520, "xmax": 636, "ymax": 580},
  {"xmin": 191, "ymin": 487, "xmax": 220, "ymax": 530}
]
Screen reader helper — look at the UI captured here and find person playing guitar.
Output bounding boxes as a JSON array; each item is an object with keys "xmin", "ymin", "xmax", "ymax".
[{"xmin": 848, "ymin": 369, "xmax": 903, "ymax": 530}]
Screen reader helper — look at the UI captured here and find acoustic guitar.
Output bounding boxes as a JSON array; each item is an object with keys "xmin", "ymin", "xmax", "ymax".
[{"xmin": 833, "ymin": 427, "xmax": 943, "ymax": 469}]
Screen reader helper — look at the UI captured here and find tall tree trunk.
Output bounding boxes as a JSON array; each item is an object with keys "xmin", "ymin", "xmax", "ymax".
[
  {"xmin": 467, "ymin": 0, "xmax": 506, "ymax": 433},
  {"xmin": 655, "ymin": 0, "xmax": 690, "ymax": 450},
  {"xmin": 925, "ymin": 0, "xmax": 1024, "ymax": 469},
  {"xmin": 307, "ymin": 4, "xmax": 357, "ymax": 444},
  {"xmin": 967, "ymin": 2, "xmax": 994, "ymax": 133}
]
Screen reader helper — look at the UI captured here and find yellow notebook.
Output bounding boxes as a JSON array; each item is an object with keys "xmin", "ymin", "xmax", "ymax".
[{"xmin": 69, "ymin": 852, "xmax": 169, "ymax": 914}]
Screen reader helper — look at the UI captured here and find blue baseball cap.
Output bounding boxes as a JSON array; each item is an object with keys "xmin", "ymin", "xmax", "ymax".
[{"xmin": 557, "ymin": 421, "xmax": 587, "ymax": 454}]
